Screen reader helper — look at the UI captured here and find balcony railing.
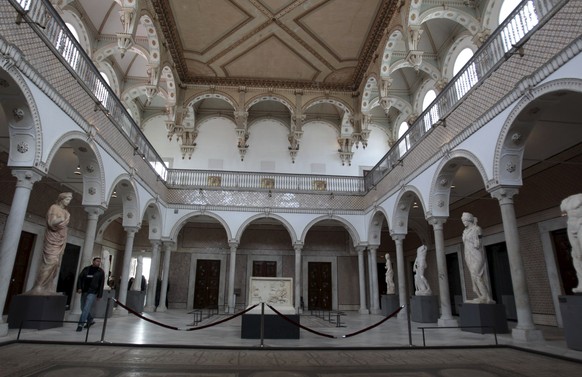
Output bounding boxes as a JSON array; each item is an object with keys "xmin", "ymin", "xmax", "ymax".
[
  {"xmin": 166, "ymin": 169, "xmax": 365, "ymax": 194},
  {"xmin": 364, "ymin": 0, "xmax": 567, "ymax": 191}
]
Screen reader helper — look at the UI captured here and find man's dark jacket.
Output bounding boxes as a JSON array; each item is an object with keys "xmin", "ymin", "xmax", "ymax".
[{"xmin": 76, "ymin": 265, "xmax": 105, "ymax": 298}]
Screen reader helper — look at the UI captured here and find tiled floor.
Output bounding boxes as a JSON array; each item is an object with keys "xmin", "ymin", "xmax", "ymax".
[{"xmin": 1, "ymin": 309, "xmax": 581, "ymax": 376}]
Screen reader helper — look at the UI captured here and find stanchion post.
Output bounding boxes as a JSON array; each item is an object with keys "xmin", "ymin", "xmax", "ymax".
[
  {"xmin": 260, "ymin": 302, "xmax": 265, "ymax": 348},
  {"xmin": 406, "ymin": 302, "xmax": 413, "ymax": 347},
  {"xmin": 99, "ymin": 297, "xmax": 111, "ymax": 343}
]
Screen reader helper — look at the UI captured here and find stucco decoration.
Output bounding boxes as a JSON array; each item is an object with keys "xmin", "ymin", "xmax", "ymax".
[{"xmin": 247, "ymin": 277, "xmax": 295, "ymax": 314}]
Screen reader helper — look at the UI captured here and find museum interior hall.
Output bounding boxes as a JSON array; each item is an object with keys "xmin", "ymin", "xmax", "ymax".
[{"xmin": 1, "ymin": 0, "xmax": 582, "ymax": 375}]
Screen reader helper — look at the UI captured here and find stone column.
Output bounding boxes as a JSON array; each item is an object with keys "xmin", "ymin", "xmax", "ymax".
[
  {"xmin": 133, "ymin": 255, "xmax": 144, "ymax": 291},
  {"xmin": 428, "ymin": 217, "xmax": 457, "ymax": 326},
  {"xmin": 69, "ymin": 206, "xmax": 104, "ymax": 318},
  {"xmin": 356, "ymin": 246, "xmax": 369, "ymax": 314},
  {"xmin": 392, "ymin": 233, "xmax": 407, "ymax": 319},
  {"xmin": 227, "ymin": 241, "xmax": 238, "ymax": 314},
  {"xmin": 0, "ymin": 170, "xmax": 42, "ymax": 334},
  {"xmin": 115, "ymin": 226, "xmax": 139, "ymax": 316},
  {"xmin": 490, "ymin": 187, "xmax": 543, "ymax": 341},
  {"xmin": 369, "ymin": 246, "xmax": 381, "ymax": 314},
  {"xmin": 293, "ymin": 242, "xmax": 303, "ymax": 313},
  {"xmin": 144, "ymin": 240, "xmax": 161, "ymax": 312},
  {"xmin": 157, "ymin": 242, "xmax": 173, "ymax": 312}
]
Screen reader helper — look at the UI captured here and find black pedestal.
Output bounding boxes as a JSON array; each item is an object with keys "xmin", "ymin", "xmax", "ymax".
[
  {"xmin": 93, "ymin": 290, "xmax": 115, "ymax": 318},
  {"xmin": 126, "ymin": 291, "xmax": 146, "ymax": 313},
  {"xmin": 411, "ymin": 295, "xmax": 438, "ymax": 323},
  {"xmin": 7, "ymin": 295, "xmax": 67, "ymax": 329},
  {"xmin": 241, "ymin": 314, "xmax": 300, "ymax": 339},
  {"xmin": 559, "ymin": 295, "xmax": 582, "ymax": 351},
  {"xmin": 381, "ymin": 295, "xmax": 400, "ymax": 316},
  {"xmin": 459, "ymin": 302, "xmax": 508, "ymax": 334}
]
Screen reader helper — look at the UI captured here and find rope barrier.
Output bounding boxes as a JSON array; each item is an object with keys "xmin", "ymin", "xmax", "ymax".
[
  {"xmin": 342, "ymin": 305, "xmax": 404, "ymax": 338},
  {"xmin": 112, "ymin": 299, "xmax": 260, "ymax": 332},
  {"xmin": 184, "ymin": 304, "xmax": 260, "ymax": 331},
  {"xmin": 266, "ymin": 304, "xmax": 336, "ymax": 339}
]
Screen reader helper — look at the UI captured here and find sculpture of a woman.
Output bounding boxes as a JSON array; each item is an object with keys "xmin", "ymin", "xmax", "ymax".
[
  {"xmin": 414, "ymin": 245, "xmax": 432, "ymax": 295},
  {"xmin": 462, "ymin": 212, "xmax": 494, "ymax": 303}
]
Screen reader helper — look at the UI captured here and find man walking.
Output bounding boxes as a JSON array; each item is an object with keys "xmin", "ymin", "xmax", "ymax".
[{"xmin": 76, "ymin": 257, "xmax": 105, "ymax": 331}]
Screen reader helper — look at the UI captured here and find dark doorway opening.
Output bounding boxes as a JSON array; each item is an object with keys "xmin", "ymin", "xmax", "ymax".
[
  {"xmin": 56, "ymin": 243, "xmax": 81, "ymax": 309},
  {"xmin": 193, "ymin": 259, "xmax": 220, "ymax": 309},
  {"xmin": 4, "ymin": 231, "xmax": 36, "ymax": 315},
  {"xmin": 307, "ymin": 262, "xmax": 332, "ymax": 310}
]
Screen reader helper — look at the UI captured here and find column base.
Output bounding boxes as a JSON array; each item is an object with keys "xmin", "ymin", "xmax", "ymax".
[
  {"xmin": 438, "ymin": 317, "xmax": 458, "ymax": 327},
  {"xmin": 512, "ymin": 327, "xmax": 544, "ymax": 342},
  {"xmin": 156, "ymin": 305, "xmax": 167, "ymax": 313},
  {"xmin": 0, "ymin": 322, "xmax": 7, "ymax": 337},
  {"xmin": 359, "ymin": 308, "xmax": 370, "ymax": 314},
  {"xmin": 370, "ymin": 308, "xmax": 382, "ymax": 315},
  {"xmin": 144, "ymin": 305, "xmax": 156, "ymax": 312}
]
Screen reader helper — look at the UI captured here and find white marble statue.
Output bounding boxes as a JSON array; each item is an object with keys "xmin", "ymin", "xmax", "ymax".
[
  {"xmin": 132, "ymin": 255, "xmax": 144, "ymax": 291},
  {"xmin": 560, "ymin": 193, "xmax": 582, "ymax": 293},
  {"xmin": 385, "ymin": 253, "xmax": 395, "ymax": 294},
  {"xmin": 26, "ymin": 192, "xmax": 72, "ymax": 295},
  {"xmin": 414, "ymin": 245, "xmax": 432, "ymax": 296},
  {"xmin": 461, "ymin": 212, "xmax": 494, "ymax": 303},
  {"xmin": 101, "ymin": 250, "xmax": 111, "ymax": 290}
]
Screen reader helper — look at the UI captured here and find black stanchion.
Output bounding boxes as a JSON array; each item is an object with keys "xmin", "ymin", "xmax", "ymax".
[
  {"xmin": 260, "ymin": 302, "xmax": 265, "ymax": 348},
  {"xmin": 99, "ymin": 297, "xmax": 111, "ymax": 343}
]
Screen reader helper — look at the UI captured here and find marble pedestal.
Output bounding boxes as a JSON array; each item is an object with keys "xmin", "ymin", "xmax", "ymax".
[
  {"xmin": 381, "ymin": 295, "xmax": 400, "ymax": 316},
  {"xmin": 241, "ymin": 314, "xmax": 300, "ymax": 339},
  {"xmin": 7, "ymin": 295, "xmax": 67, "ymax": 329},
  {"xmin": 92, "ymin": 290, "xmax": 115, "ymax": 318},
  {"xmin": 411, "ymin": 295, "xmax": 438, "ymax": 323},
  {"xmin": 559, "ymin": 295, "xmax": 582, "ymax": 350},
  {"xmin": 126, "ymin": 291, "xmax": 146, "ymax": 314},
  {"xmin": 459, "ymin": 302, "xmax": 509, "ymax": 334}
]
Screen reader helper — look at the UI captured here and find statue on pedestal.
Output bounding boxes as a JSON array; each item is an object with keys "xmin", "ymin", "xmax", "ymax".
[
  {"xmin": 560, "ymin": 193, "xmax": 582, "ymax": 293},
  {"xmin": 26, "ymin": 192, "xmax": 73, "ymax": 295},
  {"xmin": 385, "ymin": 253, "xmax": 395, "ymax": 294},
  {"xmin": 461, "ymin": 212, "xmax": 494, "ymax": 303},
  {"xmin": 414, "ymin": 245, "xmax": 432, "ymax": 295}
]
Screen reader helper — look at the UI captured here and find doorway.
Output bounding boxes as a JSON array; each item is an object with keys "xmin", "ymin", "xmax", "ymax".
[
  {"xmin": 193, "ymin": 259, "xmax": 220, "ymax": 309},
  {"xmin": 446, "ymin": 252, "xmax": 463, "ymax": 315},
  {"xmin": 4, "ymin": 231, "xmax": 35, "ymax": 315},
  {"xmin": 307, "ymin": 262, "xmax": 332, "ymax": 310},
  {"xmin": 485, "ymin": 242, "xmax": 516, "ymax": 320},
  {"xmin": 56, "ymin": 243, "xmax": 81, "ymax": 309}
]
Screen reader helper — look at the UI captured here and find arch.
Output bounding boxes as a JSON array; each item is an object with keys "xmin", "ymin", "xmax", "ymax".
[
  {"xmin": 142, "ymin": 199, "xmax": 163, "ymax": 241},
  {"xmin": 247, "ymin": 116, "xmax": 290, "ymax": 131},
  {"xmin": 300, "ymin": 215, "xmax": 361, "ymax": 246},
  {"xmin": 361, "ymin": 75, "xmax": 380, "ymax": 114},
  {"xmin": 389, "ymin": 59, "xmax": 441, "ymax": 82},
  {"xmin": 235, "ymin": 213, "xmax": 297, "ymax": 243},
  {"xmin": 95, "ymin": 212, "xmax": 123, "ymax": 243},
  {"xmin": 368, "ymin": 209, "xmax": 389, "ymax": 245},
  {"xmin": 93, "ymin": 42, "xmax": 151, "ymax": 64},
  {"xmin": 94, "ymin": 60, "xmax": 121, "ymax": 97},
  {"xmin": 245, "ymin": 93, "xmax": 294, "ymax": 116},
  {"xmin": 303, "ymin": 119, "xmax": 342, "ymax": 135},
  {"xmin": 58, "ymin": 7, "xmax": 92, "ymax": 54},
  {"xmin": 441, "ymin": 35, "xmax": 477, "ymax": 81},
  {"xmin": 169, "ymin": 211, "xmax": 232, "ymax": 242},
  {"xmin": 122, "ymin": 84, "xmax": 170, "ymax": 104},
  {"xmin": 380, "ymin": 28, "xmax": 404, "ymax": 77},
  {"xmin": 381, "ymin": 95, "xmax": 413, "ymax": 117},
  {"xmin": 391, "ymin": 185, "xmax": 426, "ymax": 235},
  {"xmin": 494, "ymin": 78, "xmax": 582, "ymax": 186},
  {"xmin": 109, "ymin": 175, "xmax": 141, "ymax": 228},
  {"xmin": 303, "ymin": 96, "xmax": 353, "ymax": 115},
  {"xmin": 44, "ymin": 131, "xmax": 107, "ymax": 206},
  {"xmin": 428, "ymin": 150, "xmax": 490, "ymax": 218},
  {"xmin": 196, "ymin": 114, "xmax": 236, "ymax": 129},
  {"xmin": 418, "ymin": 7, "xmax": 481, "ymax": 36},
  {"xmin": 160, "ymin": 65, "xmax": 177, "ymax": 107},
  {"xmin": 185, "ymin": 91, "xmax": 237, "ymax": 110},
  {"xmin": 139, "ymin": 13, "xmax": 161, "ymax": 64}
]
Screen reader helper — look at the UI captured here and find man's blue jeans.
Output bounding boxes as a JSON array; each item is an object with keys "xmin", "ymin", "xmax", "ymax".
[{"xmin": 78, "ymin": 292, "xmax": 97, "ymax": 326}]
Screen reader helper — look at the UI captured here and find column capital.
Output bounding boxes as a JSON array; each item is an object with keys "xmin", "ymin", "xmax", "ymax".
[
  {"xmin": 368, "ymin": 245, "xmax": 379, "ymax": 252},
  {"xmin": 124, "ymin": 226, "xmax": 140, "ymax": 234},
  {"xmin": 427, "ymin": 216, "xmax": 447, "ymax": 229},
  {"xmin": 11, "ymin": 169, "xmax": 43, "ymax": 189},
  {"xmin": 228, "ymin": 240, "xmax": 239, "ymax": 250},
  {"xmin": 84, "ymin": 205, "xmax": 105, "ymax": 218},
  {"xmin": 149, "ymin": 239, "xmax": 162, "ymax": 247},
  {"xmin": 162, "ymin": 241, "xmax": 175, "ymax": 250},
  {"xmin": 355, "ymin": 245, "xmax": 366, "ymax": 253},
  {"xmin": 293, "ymin": 242, "xmax": 303, "ymax": 252},
  {"xmin": 391, "ymin": 233, "xmax": 406, "ymax": 242},
  {"xmin": 489, "ymin": 186, "xmax": 519, "ymax": 204}
]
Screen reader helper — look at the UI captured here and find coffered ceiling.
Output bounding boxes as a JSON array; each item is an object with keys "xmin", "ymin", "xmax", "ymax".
[{"xmin": 152, "ymin": 0, "xmax": 398, "ymax": 90}]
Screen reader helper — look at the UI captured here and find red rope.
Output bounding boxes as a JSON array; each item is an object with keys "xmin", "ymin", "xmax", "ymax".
[
  {"xmin": 342, "ymin": 305, "xmax": 404, "ymax": 338},
  {"xmin": 113, "ymin": 299, "xmax": 179, "ymax": 330},
  {"xmin": 266, "ymin": 304, "xmax": 336, "ymax": 339}
]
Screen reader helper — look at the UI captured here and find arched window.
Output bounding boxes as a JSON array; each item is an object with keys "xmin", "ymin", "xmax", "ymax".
[
  {"xmin": 422, "ymin": 90, "xmax": 438, "ymax": 131},
  {"xmin": 453, "ymin": 48, "xmax": 478, "ymax": 99},
  {"xmin": 397, "ymin": 121, "xmax": 409, "ymax": 157},
  {"xmin": 499, "ymin": 0, "xmax": 539, "ymax": 52}
]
